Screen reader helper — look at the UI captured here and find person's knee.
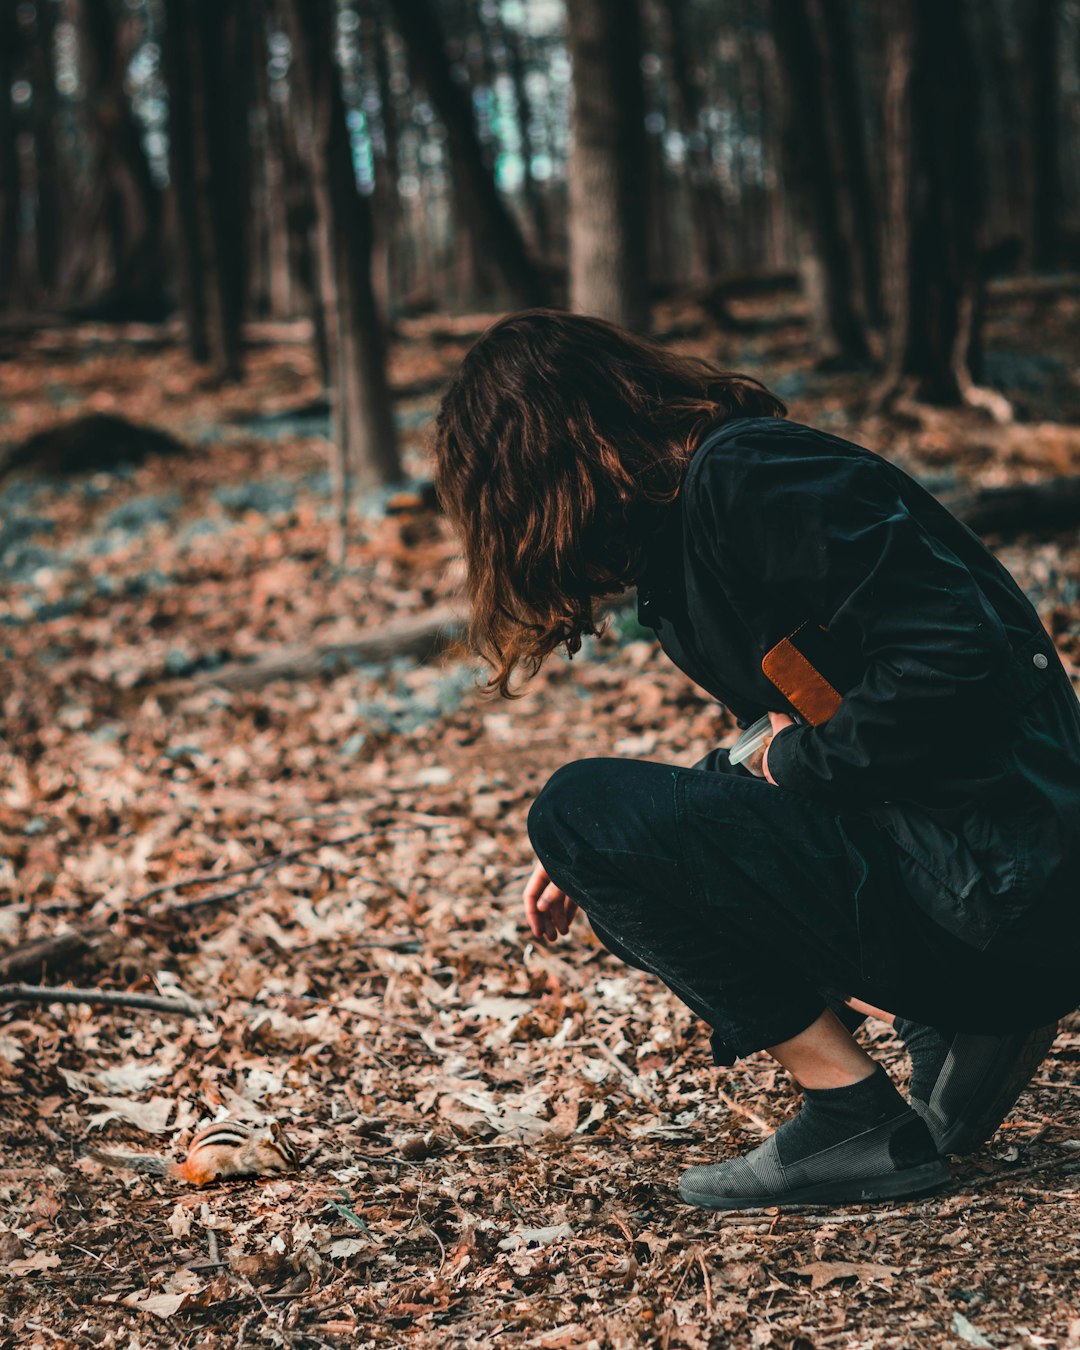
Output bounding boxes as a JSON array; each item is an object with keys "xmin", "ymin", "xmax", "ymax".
[{"xmin": 527, "ymin": 758, "xmax": 619, "ymax": 865}]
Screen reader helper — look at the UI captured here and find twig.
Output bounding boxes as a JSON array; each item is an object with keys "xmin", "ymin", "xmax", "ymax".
[
  {"xmin": 714, "ymin": 1086, "xmax": 774, "ymax": 1138},
  {"xmin": 962, "ymin": 1153, "xmax": 1080, "ymax": 1191},
  {"xmin": 168, "ymin": 875, "xmax": 280, "ymax": 915},
  {"xmin": 586, "ymin": 1036, "xmax": 661, "ymax": 1102},
  {"xmin": 697, "ymin": 1248, "xmax": 713, "ymax": 1320},
  {"xmin": 0, "ymin": 983, "xmax": 206, "ymax": 1016},
  {"xmin": 130, "ymin": 827, "xmax": 373, "ymax": 909}
]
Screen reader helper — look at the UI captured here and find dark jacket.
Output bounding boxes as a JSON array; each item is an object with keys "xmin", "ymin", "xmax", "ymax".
[{"xmin": 636, "ymin": 416, "xmax": 1080, "ymax": 951}]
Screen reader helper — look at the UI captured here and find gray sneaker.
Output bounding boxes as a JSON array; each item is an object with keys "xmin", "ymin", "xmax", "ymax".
[
  {"xmin": 678, "ymin": 1108, "xmax": 950, "ymax": 1211},
  {"xmin": 910, "ymin": 1022, "xmax": 1059, "ymax": 1156}
]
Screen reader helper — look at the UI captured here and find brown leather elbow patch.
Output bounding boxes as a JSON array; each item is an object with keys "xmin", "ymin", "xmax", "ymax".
[{"xmin": 762, "ymin": 627, "xmax": 844, "ymax": 727}]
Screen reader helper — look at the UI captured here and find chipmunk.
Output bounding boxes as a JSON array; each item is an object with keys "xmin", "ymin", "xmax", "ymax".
[{"xmin": 89, "ymin": 1118, "xmax": 299, "ymax": 1186}]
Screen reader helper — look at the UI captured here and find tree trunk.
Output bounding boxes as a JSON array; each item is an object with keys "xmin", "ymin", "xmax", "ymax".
[
  {"xmin": 658, "ymin": 0, "xmax": 723, "ymax": 282},
  {"xmin": 565, "ymin": 0, "xmax": 650, "ymax": 330},
  {"xmin": 389, "ymin": 0, "xmax": 549, "ymax": 309},
  {"xmin": 0, "ymin": 3, "xmax": 20, "ymax": 307},
  {"xmin": 163, "ymin": 0, "xmax": 250, "ymax": 379},
  {"xmin": 501, "ymin": 15, "xmax": 550, "ymax": 260},
  {"xmin": 813, "ymin": 0, "xmax": 882, "ymax": 327},
  {"xmin": 1028, "ymin": 0, "xmax": 1062, "ymax": 270},
  {"xmin": 363, "ymin": 0, "xmax": 406, "ymax": 322},
  {"xmin": 68, "ymin": 0, "xmax": 163, "ymax": 307},
  {"xmin": 876, "ymin": 0, "xmax": 984, "ymax": 406},
  {"xmin": 280, "ymin": 0, "xmax": 403, "ymax": 556},
  {"xmin": 28, "ymin": 0, "xmax": 61, "ymax": 295},
  {"xmin": 163, "ymin": 0, "xmax": 207, "ymax": 360},
  {"xmin": 768, "ymin": 0, "xmax": 870, "ymax": 364}
]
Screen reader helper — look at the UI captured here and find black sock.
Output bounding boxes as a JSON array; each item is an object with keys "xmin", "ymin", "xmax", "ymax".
[
  {"xmin": 773, "ymin": 1064, "xmax": 935, "ymax": 1168},
  {"xmin": 894, "ymin": 1016, "xmax": 951, "ymax": 1104}
]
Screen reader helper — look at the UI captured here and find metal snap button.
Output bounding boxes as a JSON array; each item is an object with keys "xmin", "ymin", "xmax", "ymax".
[{"xmin": 1033, "ymin": 652, "xmax": 1049, "ymax": 669}]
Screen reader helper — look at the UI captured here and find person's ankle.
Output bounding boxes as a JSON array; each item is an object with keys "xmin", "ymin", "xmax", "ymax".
[{"xmin": 792, "ymin": 1060, "xmax": 878, "ymax": 1092}]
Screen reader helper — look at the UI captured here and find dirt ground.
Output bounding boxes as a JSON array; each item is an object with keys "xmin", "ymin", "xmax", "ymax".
[{"xmin": 2, "ymin": 288, "xmax": 1080, "ymax": 1348}]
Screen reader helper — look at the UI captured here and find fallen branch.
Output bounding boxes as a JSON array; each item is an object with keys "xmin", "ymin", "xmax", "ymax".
[
  {"xmin": 190, "ymin": 605, "xmax": 467, "ymax": 691},
  {"xmin": 184, "ymin": 591, "xmax": 636, "ymax": 693},
  {"xmin": 130, "ymin": 827, "xmax": 373, "ymax": 911},
  {"xmin": 0, "ymin": 983, "xmax": 207, "ymax": 1016},
  {"xmin": 0, "ymin": 930, "xmax": 95, "ymax": 982},
  {"xmin": 942, "ymin": 474, "xmax": 1080, "ymax": 537}
]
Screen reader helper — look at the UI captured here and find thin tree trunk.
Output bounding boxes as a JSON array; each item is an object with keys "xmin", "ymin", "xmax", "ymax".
[
  {"xmin": 70, "ymin": 0, "xmax": 163, "ymax": 306},
  {"xmin": 876, "ymin": 0, "xmax": 989, "ymax": 409},
  {"xmin": 389, "ymin": 0, "xmax": 549, "ymax": 308},
  {"xmin": 565, "ymin": 0, "xmax": 650, "ymax": 330},
  {"xmin": 501, "ymin": 15, "xmax": 550, "ymax": 259},
  {"xmin": 363, "ymin": 0, "xmax": 405, "ymax": 321},
  {"xmin": 164, "ymin": 0, "xmax": 250, "ymax": 380},
  {"xmin": 281, "ymin": 0, "xmax": 403, "ymax": 559},
  {"xmin": 1028, "ymin": 0, "xmax": 1062, "ymax": 269},
  {"xmin": 28, "ymin": 0, "xmax": 61, "ymax": 294},
  {"xmin": 769, "ymin": 0, "xmax": 870, "ymax": 364},
  {"xmin": 0, "ymin": 2, "xmax": 20, "ymax": 307},
  {"xmin": 659, "ymin": 0, "xmax": 722, "ymax": 281},
  {"xmin": 813, "ymin": 0, "xmax": 882, "ymax": 326},
  {"xmin": 163, "ymin": 0, "xmax": 207, "ymax": 359}
]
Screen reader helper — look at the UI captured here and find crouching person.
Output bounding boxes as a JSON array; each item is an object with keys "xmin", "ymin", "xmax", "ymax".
[{"xmin": 433, "ymin": 308, "xmax": 1080, "ymax": 1212}]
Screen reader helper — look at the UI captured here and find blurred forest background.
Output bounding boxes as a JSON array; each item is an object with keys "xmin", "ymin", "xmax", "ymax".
[
  {"xmin": 5, "ymin": 3, "xmax": 1080, "ymax": 1348},
  {"xmin": 3, "ymin": 0, "xmax": 1080, "ymax": 490}
]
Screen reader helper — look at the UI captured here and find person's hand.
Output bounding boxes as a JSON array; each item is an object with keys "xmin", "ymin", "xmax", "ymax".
[
  {"xmin": 762, "ymin": 711, "xmax": 795, "ymax": 785},
  {"xmin": 523, "ymin": 859, "xmax": 578, "ymax": 942}
]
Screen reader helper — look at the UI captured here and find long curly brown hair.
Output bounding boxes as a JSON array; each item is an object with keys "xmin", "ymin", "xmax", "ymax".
[{"xmin": 433, "ymin": 307, "xmax": 785, "ymax": 696}]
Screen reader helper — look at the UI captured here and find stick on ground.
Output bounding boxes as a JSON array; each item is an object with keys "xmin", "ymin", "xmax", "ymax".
[{"xmin": 0, "ymin": 983, "xmax": 207, "ymax": 1016}]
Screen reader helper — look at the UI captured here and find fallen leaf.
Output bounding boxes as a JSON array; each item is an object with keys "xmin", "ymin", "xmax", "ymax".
[
  {"xmin": 86, "ymin": 1095, "xmax": 175, "ymax": 1133},
  {"xmin": 952, "ymin": 1311, "xmax": 995, "ymax": 1348},
  {"xmin": 497, "ymin": 1223, "xmax": 574, "ymax": 1251},
  {"xmin": 794, "ymin": 1260, "xmax": 898, "ymax": 1291},
  {"xmin": 8, "ymin": 1251, "xmax": 61, "ymax": 1275}
]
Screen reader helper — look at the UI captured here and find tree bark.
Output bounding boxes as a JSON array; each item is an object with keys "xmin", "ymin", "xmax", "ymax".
[
  {"xmin": 565, "ymin": 0, "xmax": 650, "ymax": 330},
  {"xmin": 876, "ymin": 0, "xmax": 984, "ymax": 406},
  {"xmin": 659, "ymin": 0, "xmax": 723, "ymax": 282},
  {"xmin": 0, "ymin": 3, "xmax": 20, "ymax": 307},
  {"xmin": 163, "ymin": 0, "xmax": 250, "ymax": 379},
  {"xmin": 389, "ymin": 0, "xmax": 549, "ymax": 308},
  {"xmin": 280, "ymin": 0, "xmax": 403, "ymax": 550},
  {"xmin": 768, "ymin": 0, "xmax": 870, "ymax": 364},
  {"xmin": 501, "ymin": 14, "xmax": 550, "ymax": 260},
  {"xmin": 1028, "ymin": 0, "xmax": 1062, "ymax": 270},
  {"xmin": 27, "ymin": 0, "xmax": 61, "ymax": 295},
  {"xmin": 813, "ymin": 0, "xmax": 882, "ymax": 327},
  {"xmin": 68, "ymin": 0, "xmax": 163, "ymax": 307},
  {"xmin": 363, "ymin": 0, "xmax": 406, "ymax": 322}
]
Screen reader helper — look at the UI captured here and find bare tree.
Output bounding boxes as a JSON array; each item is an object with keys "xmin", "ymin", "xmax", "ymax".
[
  {"xmin": 163, "ymin": 0, "xmax": 251, "ymax": 379},
  {"xmin": 1028, "ymin": 0, "xmax": 1062, "ymax": 269},
  {"xmin": 389, "ymin": 0, "xmax": 549, "ymax": 308},
  {"xmin": 876, "ymin": 0, "xmax": 1004, "ymax": 413},
  {"xmin": 0, "ymin": 2, "xmax": 20, "ymax": 307},
  {"xmin": 769, "ymin": 0, "xmax": 870, "ymax": 365},
  {"xmin": 565, "ymin": 0, "xmax": 650, "ymax": 330},
  {"xmin": 280, "ymin": 0, "xmax": 403, "ymax": 560},
  {"xmin": 65, "ymin": 0, "xmax": 163, "ymax": 309}
]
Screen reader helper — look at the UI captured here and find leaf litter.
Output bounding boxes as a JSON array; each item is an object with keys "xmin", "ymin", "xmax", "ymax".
[{"xmin": 1, "ymin": 293, "xmax": 1080, "ymax": 1347}]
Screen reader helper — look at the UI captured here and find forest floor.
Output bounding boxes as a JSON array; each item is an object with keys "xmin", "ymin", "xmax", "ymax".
[{"xmin": 2, "ymin": 284, "xmax": 1080, "ymax": 1349}]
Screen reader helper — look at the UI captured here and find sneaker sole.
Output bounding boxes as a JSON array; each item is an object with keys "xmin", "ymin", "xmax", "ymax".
[
  {"xmin": 677, "ymin": 1158, "xmax": 951, "ymax": 1211},
  {"xmin": 930, "ymin": 1022, "xmax": 1058, "ymax": 1156}
]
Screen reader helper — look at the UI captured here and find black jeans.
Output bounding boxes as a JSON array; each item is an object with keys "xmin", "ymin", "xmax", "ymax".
[{"xmin": 527, "ymin": 751, "xmax": 1079, "ymax": 1066}]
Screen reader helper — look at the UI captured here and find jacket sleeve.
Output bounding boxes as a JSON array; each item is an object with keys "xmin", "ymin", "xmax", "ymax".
[{"xmin": 682, "ymin": 432, "xmax": 1012, "ymax": 804}]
